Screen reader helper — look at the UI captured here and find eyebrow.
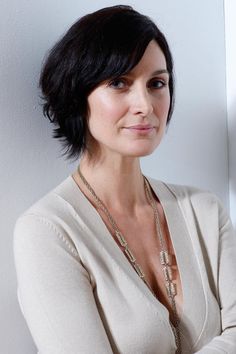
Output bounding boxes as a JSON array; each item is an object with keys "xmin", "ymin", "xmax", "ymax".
[
  {"xmin": 118, "ymin": 68, "xmax": 170, "ymax": 80},
  {"xmin": 152, "ymin": 69, "xmax": 169, "ymax": 76}
]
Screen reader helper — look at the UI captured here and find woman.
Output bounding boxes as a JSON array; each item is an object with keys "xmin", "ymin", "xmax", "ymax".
[{"xmin": 13, "ymin": 5, "xmax": 236, "ymax": 354}]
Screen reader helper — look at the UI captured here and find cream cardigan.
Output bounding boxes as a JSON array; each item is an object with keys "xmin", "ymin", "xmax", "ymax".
[{"xmin": 13, "ymin": 176, "xmax": 236, "ymax": 354}]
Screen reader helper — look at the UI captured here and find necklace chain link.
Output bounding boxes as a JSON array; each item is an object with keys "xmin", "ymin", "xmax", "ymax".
[{"xmin": 77, "ymin": 166, "xmax": 181, "ymax": 353}]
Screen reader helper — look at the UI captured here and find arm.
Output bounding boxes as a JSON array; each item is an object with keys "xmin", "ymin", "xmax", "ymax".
[
  {"xmin": 195, "ymin": 201, "xmax": 236, "ymax": 353},
  {"xmin": 13, "ymin": 214, "xmax": 114, "ymax": 354}
]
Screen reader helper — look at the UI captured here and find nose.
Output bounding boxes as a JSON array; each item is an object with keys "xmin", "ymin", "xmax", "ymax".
[{"xmin": 129, "ymin": 85, "xmax": 153, "ymax": 117}]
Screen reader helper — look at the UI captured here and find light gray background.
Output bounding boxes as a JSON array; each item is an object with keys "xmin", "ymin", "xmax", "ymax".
[
  {"xmin": 0, "ymin": 0, "xmax": 229, "ymax": 353},
  {"xmin": 225, "ymin": 0, "xmax": 236, "ymax": 227}
]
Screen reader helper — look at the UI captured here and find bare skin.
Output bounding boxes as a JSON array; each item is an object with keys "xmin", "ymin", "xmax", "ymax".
[{"xmin": 72, "ymin": 40, "xmax": 183, "ymax": 321}]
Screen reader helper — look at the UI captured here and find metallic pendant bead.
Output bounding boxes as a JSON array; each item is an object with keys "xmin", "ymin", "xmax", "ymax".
[
  {"xmin": 133, "ymin": 263, "xmax": 145, "ymax": 278},
  {"xmin": 115, "ymin": 231, "xmax": 127, "ymax": 247},
  {"xmin": 124, "ymin": 247, "xmax": 136, "ymax": 263},
  {"xmin": 163, "ymin": 266, "xmax": 173, "ymax": 281},
  {"xmin": 170, "ymin": 282, "xmax": 177, "ymax": 297},
  {"xmin": 160, "ymin": 250, "xmax": 170, "ymax": 265},
  {"xmin": 166, "ymin": 282, "xmax": 177, "ymax": 298}
]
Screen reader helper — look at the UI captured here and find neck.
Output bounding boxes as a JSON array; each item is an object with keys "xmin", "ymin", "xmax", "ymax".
[{"xmin": 73, "ymin": 154, "xmax": 148, "ymax": 215}]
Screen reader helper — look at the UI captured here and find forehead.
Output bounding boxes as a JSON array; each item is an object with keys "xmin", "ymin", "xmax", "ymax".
[{"xmin": 128, "ymin": 40, "xmax": 168, "ymax": 76}]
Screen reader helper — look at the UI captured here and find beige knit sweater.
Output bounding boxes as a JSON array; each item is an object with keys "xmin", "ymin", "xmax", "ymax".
[{"xmin": 13, "ymin": 176, "xmax": 236, "ymax": 353}]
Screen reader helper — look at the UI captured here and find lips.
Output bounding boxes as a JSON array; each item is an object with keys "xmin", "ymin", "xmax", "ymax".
[{"xmin": 124, "ymin": 124, "xmax": 154, "ymax": 130}]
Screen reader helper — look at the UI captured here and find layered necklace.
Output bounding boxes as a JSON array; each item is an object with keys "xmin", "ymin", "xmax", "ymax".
[{"xmin": 77, "ymin": 166, "xmax": 181, "ymax": 353}]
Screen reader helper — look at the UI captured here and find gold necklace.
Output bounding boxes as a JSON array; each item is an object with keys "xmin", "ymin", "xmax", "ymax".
[
  {"xmin": 144, "ymin": 177, "xmax": 181, "ymax": 354},
  {"xmin": 77, "ymin": 166, "xmax": 181, "ymax": 353}
]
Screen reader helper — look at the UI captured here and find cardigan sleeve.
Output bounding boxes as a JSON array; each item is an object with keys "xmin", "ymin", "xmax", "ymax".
[
  {"xmin": 13, "ymin": 214, "xmax": 114, "ymax": 354},
  {"xmin": 194, "ymin": 200, "xmax": 236, "ymax": 354}
]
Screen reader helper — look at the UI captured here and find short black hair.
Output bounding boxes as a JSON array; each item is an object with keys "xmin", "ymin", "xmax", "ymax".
[{"xmin": 39, "ymin": 5, "xmax": 175, "ymax": 161}]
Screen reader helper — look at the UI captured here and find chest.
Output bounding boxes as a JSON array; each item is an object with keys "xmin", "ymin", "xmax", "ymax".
[
  {"xmin": 76, "ymin": 214, "xmax": 221, "ymax": 354},
  {"xmin": 100, "ymin": 207, "xmax": 183, "ymax": 321},
  {"xmin": 71, "ymin": 190, "xmax": 222, "ymax": 353},
  {"xmin": 71, "ymin": 177, "xmax": 222, "ymax": 352}
]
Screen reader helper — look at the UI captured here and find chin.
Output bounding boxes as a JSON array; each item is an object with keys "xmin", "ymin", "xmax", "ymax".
[
  {"xmin": 125, "ymin": 140, "xmax": 161, "ymax": 157},
  {"xmin": 121, "ymin": 145, "xmax": 158, "ymax": 158}
]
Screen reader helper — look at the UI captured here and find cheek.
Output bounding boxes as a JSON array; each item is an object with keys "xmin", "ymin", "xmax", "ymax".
[
  {"xmin": 157, "ymin": 92, "xmax": 171, "ymax": 117},
  {"xmin": 88, "ymin": 93, "xmax": 126, "ymax": 126}
]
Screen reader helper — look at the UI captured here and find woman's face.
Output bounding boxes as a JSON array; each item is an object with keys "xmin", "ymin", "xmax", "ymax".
[{"xmin": 86, "ymin": 40, "xmax": 170, "ymax": 158}]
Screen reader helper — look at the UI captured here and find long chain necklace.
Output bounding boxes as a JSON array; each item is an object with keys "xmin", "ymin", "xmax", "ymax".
[
  {"xmin": 144, "ymin": 177, "xmax": 181, "ymax": 354},
  {"xmin": 77, "ymin": 166, "xmax": 181, "ymax": 353}
]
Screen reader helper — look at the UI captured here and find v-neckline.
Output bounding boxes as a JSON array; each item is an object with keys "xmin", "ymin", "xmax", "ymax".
[{"xmin": 67, "ymin": 174, "xmax": 194, "ymax": 327}]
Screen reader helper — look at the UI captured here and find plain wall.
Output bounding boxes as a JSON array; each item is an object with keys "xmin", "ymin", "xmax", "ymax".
[
  {"xmin": 0, "ymin": 0, "xmax": 227, "ymax": 352},
  {"xmin": 225, "ymin": 0, "xmax": 236, "ymax": 227}
]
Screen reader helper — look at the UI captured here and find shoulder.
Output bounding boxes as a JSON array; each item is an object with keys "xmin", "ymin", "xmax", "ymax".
[
  {"xmin": 16, "ymin": 175, "xmax": 81, "ymax": 222},
  {"xmin": 14, "ymin": 176, "xmax": 82, "ymax": 256},
  {"xmin": 147, "ymin": 176, "xmax": 227, "ymax": 225},
  {"xmin": 164, "ymin": 182, "xmax": 220, "ymax": 206},
  {"xmin": 148, "ymin": 176, "xmax": 219, "ymax": 203}
]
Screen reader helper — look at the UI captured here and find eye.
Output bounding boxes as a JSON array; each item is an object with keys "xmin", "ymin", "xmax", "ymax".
[
  {"xmin": 149, "ymin": 78, "xmax": 167, "ymax": 89},
  {"xmin": 107, "ymin": 78, "xmax": 128, "ymax": 89}
]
